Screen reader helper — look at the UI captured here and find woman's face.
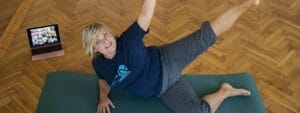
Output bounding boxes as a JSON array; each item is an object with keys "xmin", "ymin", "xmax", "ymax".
[{"xmin": 93, "ymin": 29, "xmax": 117, "ymax": 58}]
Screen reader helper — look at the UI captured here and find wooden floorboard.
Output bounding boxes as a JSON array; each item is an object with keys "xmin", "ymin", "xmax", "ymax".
[
  {"xmin": 0, "ymin": 0, "xmax": 22, "ymax": 35},
  {"xmin": 0, "ymin": 0, "xmax": 299, "ymax": 113}
]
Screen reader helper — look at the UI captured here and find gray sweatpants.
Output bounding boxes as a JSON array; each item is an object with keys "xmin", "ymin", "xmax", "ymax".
[{"xmin": 158, "ymin": 21, "xmax": 217, "ymax": 113}]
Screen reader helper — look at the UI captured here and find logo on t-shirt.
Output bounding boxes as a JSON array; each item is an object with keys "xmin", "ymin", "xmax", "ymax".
[{"xmin": 111, "ymin": 64, "xmax": 131, "ymax": 88}]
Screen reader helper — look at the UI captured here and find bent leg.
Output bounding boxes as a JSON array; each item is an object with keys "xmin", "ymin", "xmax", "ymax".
[
  {"xmin": 159, "ymin": 77, "xmax": 211, "ymax": 113},
  {"xmin": 159, "ymin": 77, "xmax": 251, "ymax": 113}
]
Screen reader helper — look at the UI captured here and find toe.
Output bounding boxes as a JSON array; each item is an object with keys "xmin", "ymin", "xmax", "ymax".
[{"xmin": 241, "ymin": 89, "xmax": 251, "ymax": 96}]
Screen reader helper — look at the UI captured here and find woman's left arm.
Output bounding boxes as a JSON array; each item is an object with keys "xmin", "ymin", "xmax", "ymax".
[{"xmin": 137, "ymin": 0, "xmax": 157, "ymax": 31}]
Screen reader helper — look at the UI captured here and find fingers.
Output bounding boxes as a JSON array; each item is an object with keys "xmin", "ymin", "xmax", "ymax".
[
  {"xmin": 105, "ymin": 105, "xmax": 111, "ymax": 113},
  {"xmin": 97, "ymin": 105, "xmax": 101, "ymax": 113},
  {"xmin": 102, "ymin": 106, "xmax": 106, "ymax": 113},
  {"xmin": 99, "ymin": 97, "xmax": 115, "ymax": 113},
  {"xmin": 98, "ymin": 102, "xmax": 103, "ymax": 113},
  {"xmin": 108, "ymin": 100, "xmax": 116, "ymax": 108},
  {"xmin": 99, "ymin": 104, "xmax": 114, "ymax": 113}
]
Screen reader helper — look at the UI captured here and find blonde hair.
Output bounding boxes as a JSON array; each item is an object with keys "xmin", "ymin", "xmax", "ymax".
[{"xmin": 82, "ymin": 23, "xmax": 114, "ymax": 59}]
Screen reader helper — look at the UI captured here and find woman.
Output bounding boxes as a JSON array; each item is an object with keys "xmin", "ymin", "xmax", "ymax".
[{"xmin": 82, "ymin": 0, "xmax": 260, "ymax": 113}]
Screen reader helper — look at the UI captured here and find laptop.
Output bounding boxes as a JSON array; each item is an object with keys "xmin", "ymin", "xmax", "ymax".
[{"xmin": 26, "ymin": 24, "xmax": 65, "ymax": 61}]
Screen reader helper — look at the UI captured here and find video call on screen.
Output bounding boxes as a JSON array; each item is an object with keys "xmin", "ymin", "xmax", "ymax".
[{"xmin": 30, "ymin": 26, "xmax": 58, "ymax": 47}]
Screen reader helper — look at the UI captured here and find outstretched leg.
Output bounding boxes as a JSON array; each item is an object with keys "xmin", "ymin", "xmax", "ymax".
[
  {"xmin": 211, "ymin": 0, "xmax": 260, "ymax": 37},
  {"xmin": 158, "ymin": 0, "xmax": 260, "ymax": 98},
  {"xmin": 203, "ymin": 1, "xmax": 260, "ymax": 112},
  {"xmin": 159, "ymin": 78, "xmax": 251, "ymax": 113}
]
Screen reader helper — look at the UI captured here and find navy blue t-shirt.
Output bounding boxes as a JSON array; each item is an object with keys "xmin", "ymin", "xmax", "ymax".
[{"xmin": 92, "ymin": 21, "xmax": 163, "ymax": 97}]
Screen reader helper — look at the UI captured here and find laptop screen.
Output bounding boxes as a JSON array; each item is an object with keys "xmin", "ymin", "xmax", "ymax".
[{"xmin": 26, "ymin": 24, "xmax": 61, "ymax": 49}]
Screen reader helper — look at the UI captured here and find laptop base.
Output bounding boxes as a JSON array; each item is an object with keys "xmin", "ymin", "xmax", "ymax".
[{"xmin": 32, "ymin": 50, "xmax": 65, "ymax": 61}]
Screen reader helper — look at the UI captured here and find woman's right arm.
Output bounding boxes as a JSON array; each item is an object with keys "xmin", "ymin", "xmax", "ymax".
[
  {"xmin": 99, "ymin": 79, "xmax": 110, "ymax": 96},
  {"xmin": 98, "ymin": 79, "xmax": 115, "ymax": 113}
]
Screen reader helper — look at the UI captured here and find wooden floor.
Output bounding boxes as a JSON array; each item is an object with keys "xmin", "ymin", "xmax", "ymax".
[
  {"xmin": 0, "ymin": 0, "xmax": 299, "ymax": 112},
  {"xmin": 0, "ymin": 0, "xmax": 21, "ymax": 35}
]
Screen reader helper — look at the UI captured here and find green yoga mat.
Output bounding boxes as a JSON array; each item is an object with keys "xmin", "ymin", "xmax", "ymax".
[{"xmin": 36, "ymin": 71, "xmax": 267, "ymax": 113}]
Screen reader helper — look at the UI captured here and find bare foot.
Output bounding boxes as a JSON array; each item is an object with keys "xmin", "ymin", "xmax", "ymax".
[
  {"xmin": 244, "ymin": 0, "xmax": 260, "ymax": 7},
  {"xmin": 254, "ymin": 0, "xmax": 260, "ymax": 5},
  {"xmin": 220, "ymin": 83, "xmax": 251, "ymax": 98},
  {"xmin": 201, "ymin": 83, "xmax": 251, "ymax": 113}
]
